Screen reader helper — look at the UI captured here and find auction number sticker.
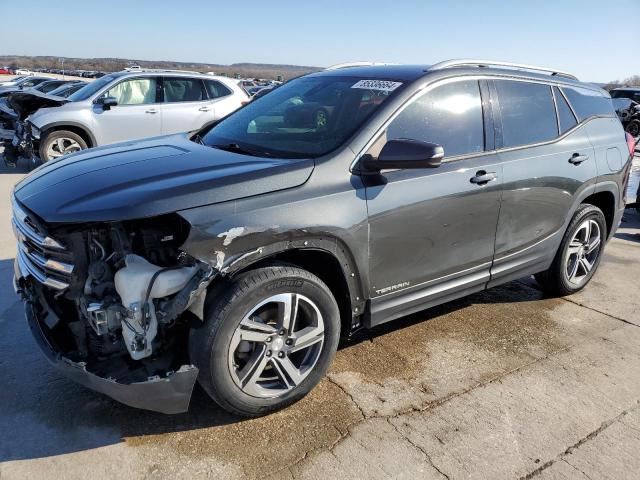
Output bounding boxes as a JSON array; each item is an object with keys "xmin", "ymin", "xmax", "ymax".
[{"xmin": 351, "ymin": 79, "xmax": 402, "ymax": 92}]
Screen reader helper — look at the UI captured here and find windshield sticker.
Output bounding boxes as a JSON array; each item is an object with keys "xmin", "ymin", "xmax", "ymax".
[{"xmin": 351, "ymin": 79, "xmax": 402, "ymax": 92}]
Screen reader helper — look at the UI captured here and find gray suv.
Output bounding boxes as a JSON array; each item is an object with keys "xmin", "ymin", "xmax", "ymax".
[
  {"xmin": 26, "ymin": 69, "xmax": 249, "ymax": 161},
  {"xmin": 12, "ymin": 60, "xmax": 634, "ymax": 417}
]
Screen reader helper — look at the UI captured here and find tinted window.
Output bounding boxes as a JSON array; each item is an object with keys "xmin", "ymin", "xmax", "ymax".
[
  {"xmin": 106, "ymin": 77, "xmax": 157, "ymax": 105},
  {"xmin": 495, "ymin": 80, "xmax": 557, "ymax": 148},
  {"xmin": 553, "ymin": 87, "xmax": 577, "ymax": 134},
  {"xmin": 163, "ymin": 78, "xmax": 205, "ymax": 102},
  {"xmin": 386, "ymin": 80, "xmax": 484, "ymax": 157},
  {"xmin": 561, "ymin": 86, "xmax": 615, "ymax": 120},
  {"xmin": 21, "ymin": 79, "xmax": 40, "ymax": 88},
  {"xmin": 36, "ymin": 81, "xmax": 64, "ymax": 93},
  {"xmin": 205, "ymin": 80, "xmax": 232, "ymax": 99}
]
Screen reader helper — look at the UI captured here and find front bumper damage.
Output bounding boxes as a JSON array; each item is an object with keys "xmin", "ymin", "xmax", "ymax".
[{"xmin": 16, "ymin": 262, "xmax": 199, "ymax": 414}]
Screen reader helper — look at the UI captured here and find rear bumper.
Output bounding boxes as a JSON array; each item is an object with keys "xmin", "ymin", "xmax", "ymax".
[{"xmin": 17, "ymin": 260, "xmax": 198, "ymax": 414}]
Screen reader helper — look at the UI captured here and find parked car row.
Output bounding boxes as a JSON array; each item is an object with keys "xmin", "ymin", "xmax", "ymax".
[
  {"xmin": 9, "ymin": 67, "xmax": 107, "ymax": 78},
  {"xmin": 2, "ymin": 69, "xmax": 250, "ymax": 167}
]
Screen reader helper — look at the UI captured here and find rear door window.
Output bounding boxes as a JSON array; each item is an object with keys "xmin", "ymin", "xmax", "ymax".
[
  {"xmin": 561, "ymin": 86, "xmax": 615, "ymax": 120},
  {"xmin": 163, "ymin": 77, "xmax": 206, "ymax": 103},
  {"xmin": 205, "ymin": 80, "xmax": 232, "ymax": 99},
  {"xmin": 495, "ymin": 80, "xmax": 557, "ymax": 148},
  {"xmin": 553, "ymin": 87, "xmax": 577, "ymax": 134},
  {"xmin": 386, "ymin": 80, "xmax": 485, "ymax": 158}
]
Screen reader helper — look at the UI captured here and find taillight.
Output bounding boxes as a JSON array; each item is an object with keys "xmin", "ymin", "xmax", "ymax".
[{"xmin": 626, "ymin": 132, "xmax": 636, "ymax": 157}]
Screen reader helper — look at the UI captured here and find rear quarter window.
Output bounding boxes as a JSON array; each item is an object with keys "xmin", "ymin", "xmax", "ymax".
[
  {"xmin": 205, "ymin": 80, "xmax": 232, "ymax": 99},
  {"xmin": 553, "ymin": 87, "xmax": 577, "ymax": 134},
  {"xmin": 561, "ymin": 86, "xmax": 615, "ymax": 120}
]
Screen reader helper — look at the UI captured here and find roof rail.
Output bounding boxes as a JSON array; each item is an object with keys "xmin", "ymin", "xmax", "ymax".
[
  {"xmin": 121, "ymin": 68, "xmax": 202, "ymax": 75},
  {"xmin": 429, "ymin": 59, "xmax": 578, "ymax": 81},
  {"xmin": 325, "ymin": 61, "xmax": 398, "ymax": 70}
]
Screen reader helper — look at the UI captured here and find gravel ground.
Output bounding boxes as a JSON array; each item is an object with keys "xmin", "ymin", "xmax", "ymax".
[{"xmin": 0, "ymin": 141, "xmax": 639, "ymax": 480}]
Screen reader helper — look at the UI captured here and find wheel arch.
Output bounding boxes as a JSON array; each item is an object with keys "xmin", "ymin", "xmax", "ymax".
[
  {"xmin": 210, "ymin": 238, "xmax": 366, "ymax": 337},
  {"xmin": 582, "ymin": 186, "xmax": 618, "ymax": 238},
  {"xmin": 40, "ymin": 121, "xmax": 96, "ymax": 148}
]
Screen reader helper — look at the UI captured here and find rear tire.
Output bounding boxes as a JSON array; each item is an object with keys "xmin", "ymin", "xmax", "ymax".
[
  {"xmin": 39, "ymin": 130, "xmax": 87, "ymax": 162},
  {"xmin": 189, "ymin": 264, "xmax": 340, "ymax": 417},
  {"xmin": 535, "ymin": 204, "xmax": 606, "ymax": 296}
]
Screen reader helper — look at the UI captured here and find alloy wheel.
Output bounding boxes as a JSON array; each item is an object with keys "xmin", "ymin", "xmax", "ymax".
[
  {"xmin": 564, "ymin": 219, "xmax": 601, "ymax": 286},
  {"xmin": 228, "ymin": 293, "xmax": 325, "ymax": 398},
  {"xmin": 46, "ymin": 137, "xmax": 82, "ymax": 159}
]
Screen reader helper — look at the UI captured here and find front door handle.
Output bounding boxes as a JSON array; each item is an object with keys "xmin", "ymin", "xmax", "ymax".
[
  {"xmin": 470, "ymin": 170, "xmax": 498, "ymax": 185},
  {"xmin": 569, "ymin": 153, "xmax": 589, "ymax": 165},
  {"xmin": 145, "ymin": 109, "xmax": 158, "ymax": 114},
  {"xmin": 198, "ymin": 106, "xmax": 210, "ymax": 112}
]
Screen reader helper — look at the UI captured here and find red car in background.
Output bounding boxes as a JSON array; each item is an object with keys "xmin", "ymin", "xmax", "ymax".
[{"xmin": 0, "ymin": 68, "xmax": 13, "ymax": 75}]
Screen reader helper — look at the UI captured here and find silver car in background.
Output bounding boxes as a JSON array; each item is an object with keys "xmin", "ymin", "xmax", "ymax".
[{"xmin": 26, "ymin": 69, "xmax": 250, "ymax": 161}]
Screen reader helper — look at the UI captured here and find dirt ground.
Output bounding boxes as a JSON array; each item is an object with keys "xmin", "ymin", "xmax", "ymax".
[{"xmin": 0, "ymin": 154, "xmax": 639, "ymax": 479}]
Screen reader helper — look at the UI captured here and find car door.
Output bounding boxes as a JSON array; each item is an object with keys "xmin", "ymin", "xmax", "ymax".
[
  {"xmin": 93, "ymin": 76, "xmax": 162, "ymax": 145},
  {"xmin": 363, "ymin": 79, "xmax": 503, "ymax": 325},
  {"xmin": 160, "ymin": 77, "xmax": 213, "ymax": 134},
  {"xmin": 488, "ymin": 80, "xmax": 597, "ymax": 286}
]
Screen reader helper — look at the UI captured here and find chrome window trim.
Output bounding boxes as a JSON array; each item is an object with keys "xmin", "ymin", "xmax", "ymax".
[{"xmin": 350, "ymin": 74, "xmax": 616, "ymax": 172}]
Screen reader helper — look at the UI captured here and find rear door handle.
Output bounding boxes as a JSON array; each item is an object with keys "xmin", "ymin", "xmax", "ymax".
[
  {"xmin": 569, "ymin": 153, "xmax": 588, "ymax": 165},
  {"xmin": 145, "ymin": 109, "xmax": 158, "ymax": 114},
  {"xmin": 198, "ymin": 106, "xmax": 210, "ymax": 112},
  {"xmin": 470, "ymin": 170, "xmax": 498, "ymax": 185}
]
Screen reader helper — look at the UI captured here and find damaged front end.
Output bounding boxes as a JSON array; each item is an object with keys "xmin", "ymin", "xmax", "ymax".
[
  {"xmin": 2, "ymin": 92, "xmax": 67, "ymax": 168},
  {"xmin": 13, "ymin": 198, "xmax": 215, "ymax": 413}
]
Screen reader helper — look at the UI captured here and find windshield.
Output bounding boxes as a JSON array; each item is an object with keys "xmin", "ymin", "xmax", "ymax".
[
  {"xmin": 202, "ymin": 75, "xmax": 403, "ymax": 158},
  {"xmin": 67, "ymin": 74, "xmax": 117, "ymax": 101},
  {"xmin": 14, "ymin": 77, "xmax": 34, "ymax": 86},
  {"xmin": 49, "ymin": 83, "xmax": 84, "ymax": 97}
]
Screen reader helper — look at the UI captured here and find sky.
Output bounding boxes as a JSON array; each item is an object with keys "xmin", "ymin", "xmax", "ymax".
[{"xmin": 0, "ymin": 0, "xmax": 637, "ymax": 82}]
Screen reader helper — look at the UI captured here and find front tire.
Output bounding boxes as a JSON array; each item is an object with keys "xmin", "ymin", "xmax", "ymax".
[
  {"xmin": 189, "ymin": 264, "xmax": 340, "ymax": 417},
  {"xmin": 39, "ymin": 130, "xmax": 87, "ymax": 162},
  {"xmin": 535, "ymin": 204, "xmax": 606, "ymax": 296}
]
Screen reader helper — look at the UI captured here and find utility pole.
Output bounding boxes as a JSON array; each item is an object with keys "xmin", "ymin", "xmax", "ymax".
[{"xmin": 60, "ymin": 57, "xmax": 65, "ymax": 79}]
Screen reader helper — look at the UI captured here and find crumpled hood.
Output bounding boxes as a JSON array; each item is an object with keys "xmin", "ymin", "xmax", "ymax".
[
  {"xmin": 14, "ymin": 134, "xmax": 314, "ymax": 223},
  {"xmin": 7, "ymin": 91, "xmax": 68, "ymax": 120}
]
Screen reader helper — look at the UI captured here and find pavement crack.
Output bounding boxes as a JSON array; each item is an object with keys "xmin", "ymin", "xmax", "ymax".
[
  {"xmin": 562, "ymin": 458, "xmax": 594, "ymax": 480},
  {"xmin": 518, "ymin": 401, "xmax": 640, "ymax": 479},
  {"xmin": 386, "ymin": 418, "xmax": 450, "ymax": 480},
  {"xmin": 326, "ymin": 375, "xmax": 367, "ymax": 419},
  {"xmin": 560, "ymin": 296, "xmax": 640, "ymax": 329},
  {"xmin": 516, "ymin": 278, "xmax": 639, "ymax": 329}
]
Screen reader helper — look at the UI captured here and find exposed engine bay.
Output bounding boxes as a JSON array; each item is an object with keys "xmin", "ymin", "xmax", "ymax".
[
  {"xmin": 15, "ymin": 207, "xmax": 214, "ymax": 393},
  {"xmin": 1, "ymin": 92, "xmax": 68, "ymax": 167}
]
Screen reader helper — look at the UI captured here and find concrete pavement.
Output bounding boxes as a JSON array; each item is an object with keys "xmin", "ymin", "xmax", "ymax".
[{"xmin": 0, "ymin": 158, "xmax": 639, "ymax": 479}]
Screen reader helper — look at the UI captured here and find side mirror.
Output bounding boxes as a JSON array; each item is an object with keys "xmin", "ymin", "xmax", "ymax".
[
  {"xmin": 362, "ymin": 139, "xmax": 444, "ymax": 172},
  {"xmin": 97, "ymin": 96, "xmax": 118, "ymax": 110}
]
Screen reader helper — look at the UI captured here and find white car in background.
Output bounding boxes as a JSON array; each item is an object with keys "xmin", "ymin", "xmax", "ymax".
[{"xmin": 24, "ymin": 69, "xmax": 250, "ymax": 161}]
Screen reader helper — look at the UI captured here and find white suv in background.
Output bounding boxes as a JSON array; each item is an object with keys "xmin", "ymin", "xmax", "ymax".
[{"xmin": 26, "ymin": 69, "xmax": 250, "ymax": 161}]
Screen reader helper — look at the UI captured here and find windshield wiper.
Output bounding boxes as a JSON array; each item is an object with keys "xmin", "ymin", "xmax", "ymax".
[{"xmin": 211, "ymin": 143, "xmax": 272, "ymax": 158}]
